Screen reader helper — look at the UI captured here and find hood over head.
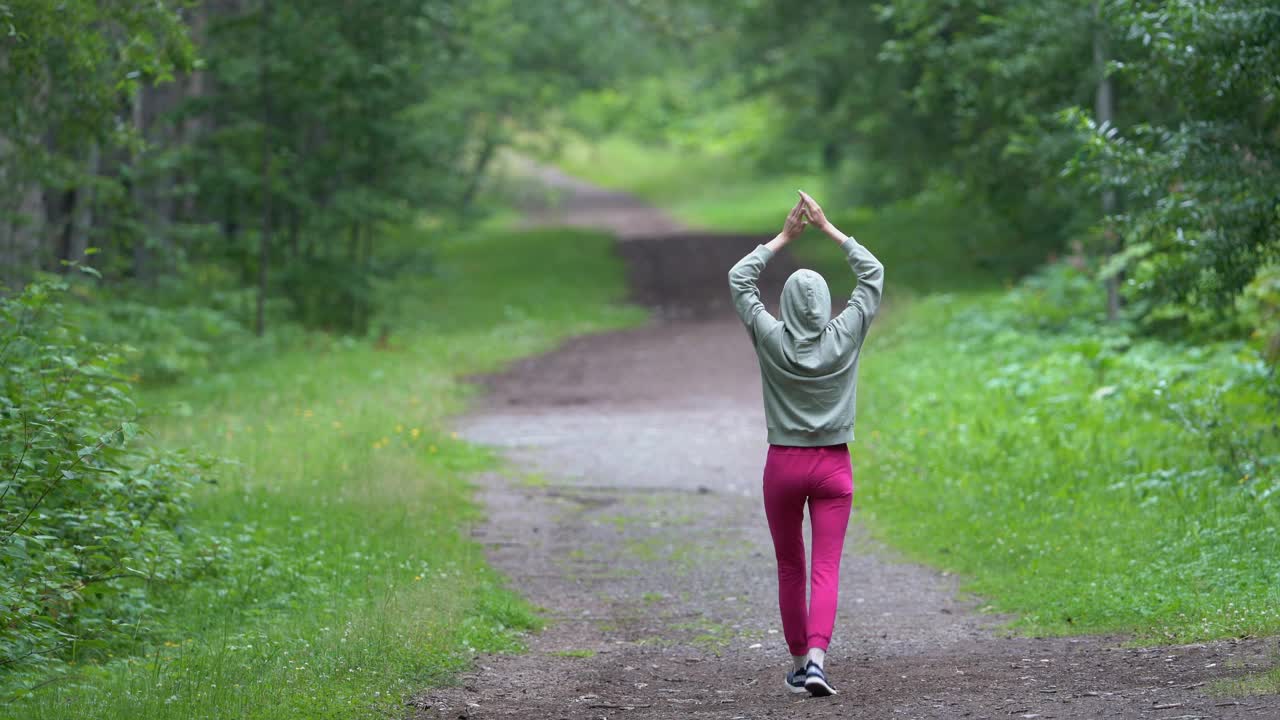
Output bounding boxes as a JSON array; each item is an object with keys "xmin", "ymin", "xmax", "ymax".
[{"xmin": 780, "ymin": 268, "xmax": 831, "ymax": 341}]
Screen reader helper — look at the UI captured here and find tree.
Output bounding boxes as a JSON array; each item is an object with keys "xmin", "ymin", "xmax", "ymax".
[
  {"xmin": 0, "ymin": 0, "xmax": 193, "ymax": 285},
  {"xmin": 1068, "ymin": 0, "xmax": 1280, "ymax": 332}
]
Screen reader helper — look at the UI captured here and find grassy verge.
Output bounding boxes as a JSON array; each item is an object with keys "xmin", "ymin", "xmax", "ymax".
[
  {"xmin": 857, "ymin": 292, "xmax": 1280, "ymax": 642},
  {"xmin": 541, "ymin": 135, "xmax": 1280, "ymax": 645},
  {"xmin": 13, "ymin": 225, "xmax": 644, "ymax": 719},
  {"xmin": 1213, "ymin": 666, "xmax": 1280, "ymax": 696}
]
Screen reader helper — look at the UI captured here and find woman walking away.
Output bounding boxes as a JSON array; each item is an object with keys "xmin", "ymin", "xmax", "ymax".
[{"xmin": 727, "ymin": 191, "xmax": 884, "ymax": 697}]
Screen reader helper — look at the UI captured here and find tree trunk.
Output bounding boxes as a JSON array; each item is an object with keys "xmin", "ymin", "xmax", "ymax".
[
  {"xmin": 1, "ymin": 60, "xmax": 49, "ymax": 286},
  {"xmin": 7, "ymin": 183, "xmax": 46, "ymax": 284},
  {"xmin": 818, "ymin": 75, "xmax": 842, "ymax": 173},
  {"xmin": 460, "ymin": 127, "xmax": 499, "ymax": 212},
  {"xmin": 178, "ymin": 2, "xmax": 210, "ymax": 222},
  {"xmin": 256, "ymin": 0, "xmax": 273, "ymax": 337},
  {"xmin": 131, "ymin": 88, "xmax": 150, "ymax": 284},
  {"xmin": 68, "ymin": 143, "xmax": 100, "ymax": 266},
  {"xmin": 1094, "ymin": 2, "xmax": 1119, "ymax": 321}
]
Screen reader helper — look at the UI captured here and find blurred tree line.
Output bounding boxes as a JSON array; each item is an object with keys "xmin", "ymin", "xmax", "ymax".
[
  {"xmin": 567, "ymin": 0, "xmax": 1277, "ymax": 342},
  {"xmin": 731, "ymin": 0, "xmax": 1279, "ymax": 338},
  {"xmin": 3, "ymin": 0, "xmax": 1277, "ymax": 342},
  {"xmin": 0, "ymin": 0, "xmax": 663, "ymax": 333}
]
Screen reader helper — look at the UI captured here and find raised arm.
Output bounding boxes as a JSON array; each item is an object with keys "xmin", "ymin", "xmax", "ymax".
[
  {"xmin": 799, "ymin": 191, "xmax": 884, "ymax": 343},
  {"xmin": 728, "ymin": 199, "xmax": 808, "ymax": 342}
]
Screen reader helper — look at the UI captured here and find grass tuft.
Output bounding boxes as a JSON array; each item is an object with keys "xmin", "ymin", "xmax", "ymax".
[
  {"xmin": 1210, "ymin": 665, "xmax": 1280, "ymax": 696},
  {"xmin": 549, "ymin": 649, "xmax": 597, "ymax": 659}
]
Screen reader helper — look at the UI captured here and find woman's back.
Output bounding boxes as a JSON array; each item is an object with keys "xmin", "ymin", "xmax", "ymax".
[{"xmin": 727, "ymin": 225, "xmax": 883, "ymax": 446}]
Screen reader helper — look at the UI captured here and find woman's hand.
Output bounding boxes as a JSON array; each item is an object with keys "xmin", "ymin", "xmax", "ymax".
[
  {"xmin": 797, "ymin": 190, "xmax": 828, "ymax": 229},
  {"xmin": 766, "ymin": 199, "xmax": 809, "ymax": 252},
  {"xmin": 799, "ymin": 190, "xmax": 846, "ymax": 243},
  {"xmin": 781, "ymin": 198, "xmax": 808, "ymax": 240}
]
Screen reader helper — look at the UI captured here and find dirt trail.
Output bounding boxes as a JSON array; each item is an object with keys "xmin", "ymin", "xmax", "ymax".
[{"xmin": 410, "ymin": 169, "xmax": 1278, "ymax": 719}]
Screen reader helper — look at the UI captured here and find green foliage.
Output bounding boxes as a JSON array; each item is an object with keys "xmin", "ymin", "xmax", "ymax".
[
  {"xmin": 0, "ymin": 0, "xmax": 193, "ymax": 179},
  {"xmin": 0, "ymin": 0, "xmax": 194, "ymax": 280},
  {"xmin": 4, "ymin": 224, "xmax": 644, "ymax": 717},
  {"xmin": 72, "ymin": 297, "xmax": 255, "ymax": 385},
  {"xmin": 543, "ymin": 132, "xmax": 1027, "ymax": 292},
  {"xmin": 1003, "ymin": 261, "xmax": 1110, "ymax": 333},
  {"xmin": 1064, "ymin": 1, "xmax": 1280, "ymax": 331},
  {"xmin": 1238, "ymin": 263, "xmax": 1280, "ymax": 365},
  {"xmin": 701, "ymin": 0, "xmax": 1097, "ymax": 248},
  {"xmin": 658, "ymin": 0, "xmax": 1279, "ymax": 336},
  {"xmin": 0, "ymin": 279, "xmax": 219, "ymax": 692},
  {"xmin": 858, "ymin": 290, "xmax": 1280, "ymax": 641},
  {"xmin": 541, "ymin": 131, "xmax": 825, "ymax": 234},
  {"xmin": 3, "ymin": 0, "xmax": 672, "ymax": 333}
]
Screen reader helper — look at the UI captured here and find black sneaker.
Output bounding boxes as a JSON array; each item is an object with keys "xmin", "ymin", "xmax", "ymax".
[
  {"xmin": 785, "ymin": 668, "xmax": 807, "ymax": 694},
  {"xmin": 804, "ymin": 660, "xmax": 837, "ymax": 697}
]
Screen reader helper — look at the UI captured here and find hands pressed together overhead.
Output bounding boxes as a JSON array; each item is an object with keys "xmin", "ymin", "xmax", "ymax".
[{"xmin": 767, "ymin": 191, "xmax": 845, "ymax": 253}]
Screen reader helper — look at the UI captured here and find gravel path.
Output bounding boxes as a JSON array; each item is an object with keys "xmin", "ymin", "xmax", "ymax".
[{"xmin": 409, "ymin": 167, "xmax": 1279, "ymax": 719}]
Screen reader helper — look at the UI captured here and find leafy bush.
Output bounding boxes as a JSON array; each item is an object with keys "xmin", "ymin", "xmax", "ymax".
[
  {"xmin": 72, "ymin": 298, "xmax": 255, "ymax": 385},
  {"xmin": 57, "ymin": 276, "xmax": 319, "ymax": 386},
  {"xmin": 1000, "ymin": 260, "xmax": 1108, "ymax": 333},
  {"xmin": 1062, "ymin": 1, "xmax": 1280, "ymax": 332},
  {"xmin": 0, "ymin": 279, "xmax": 222, "ymax": 694},
  {"xmin": 1238, "ymin": 263, "xmax": 1280, "ymax": 366}
]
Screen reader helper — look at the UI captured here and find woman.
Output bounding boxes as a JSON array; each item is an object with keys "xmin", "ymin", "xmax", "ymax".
[{"xmin": 727, "ymin": 191, "xmax": 884, "ymax": 697}]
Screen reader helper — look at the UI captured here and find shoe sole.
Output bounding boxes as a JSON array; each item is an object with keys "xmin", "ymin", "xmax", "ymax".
[
  {"xmin": 805, "ymin": 677, "xmax": 837, "ymax": 697},
  {"xmin": 785, "ymin": 678, "xmax": 808, "ymax": 694}
]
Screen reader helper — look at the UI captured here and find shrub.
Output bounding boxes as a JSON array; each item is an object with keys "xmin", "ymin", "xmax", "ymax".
[
  {"xmin": 73, "ymin": 298, "xmax": 255, "ymax": 385},
  {"xmin": 1001, "ymin": 260, "xmax": 1109, "ymax": 333},
  {"xmin": 0, "ymin": 279, "xmax": 221, "ymax": 694},
  {"xmin": 1239, "ymin": 262, "xmax": 1280, "ymax": 366}
]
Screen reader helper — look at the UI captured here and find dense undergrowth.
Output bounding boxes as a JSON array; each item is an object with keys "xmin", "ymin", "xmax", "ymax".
[
  {"xmin": 542, "ymin": 133, "xmax": 1280, "ymax": 644},
  {"xmin": 1, "ymin": 224, "xmax": 644, "ymax": 718}
]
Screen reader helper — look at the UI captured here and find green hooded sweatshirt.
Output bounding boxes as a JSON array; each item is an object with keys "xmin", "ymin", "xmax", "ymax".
[{"xmin": 727, "ymin": 236, "xmax": 884, "ymax": 446}]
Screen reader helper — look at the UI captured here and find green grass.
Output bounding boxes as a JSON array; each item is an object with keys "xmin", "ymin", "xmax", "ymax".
[
  {"xmin": 856, "ymin": 293, "xmax": 1280, "ymax": 642},
  {"xmin": 544, "ymin": 134, "xmax": 1280, "ymax": 646},
  {"xmin": 1212, "ymin": 665, "xmax": 1280, "ymax": 696},
  {"xmin": 11, "ymin": 225, "xmax": 645, "ymax": 718},
  {"xmin": 549, "ymin": 649, "xmax": 596, "ymax": 659}
]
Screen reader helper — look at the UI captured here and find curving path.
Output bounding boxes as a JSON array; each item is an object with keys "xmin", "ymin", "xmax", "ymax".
[{"xmin": 409, "ymin": 167, "xmax": 1279, "ymax": 719}]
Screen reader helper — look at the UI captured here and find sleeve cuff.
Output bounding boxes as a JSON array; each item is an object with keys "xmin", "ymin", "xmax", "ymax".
[{"xmin": 757, "ymin": 244, "xmax": 775, "ymax": 259}]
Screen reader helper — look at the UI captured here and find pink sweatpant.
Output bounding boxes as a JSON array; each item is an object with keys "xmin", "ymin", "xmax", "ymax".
[{"xmin": 761, "ymin": 443, "xmax": 853, "ymax": 656}]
